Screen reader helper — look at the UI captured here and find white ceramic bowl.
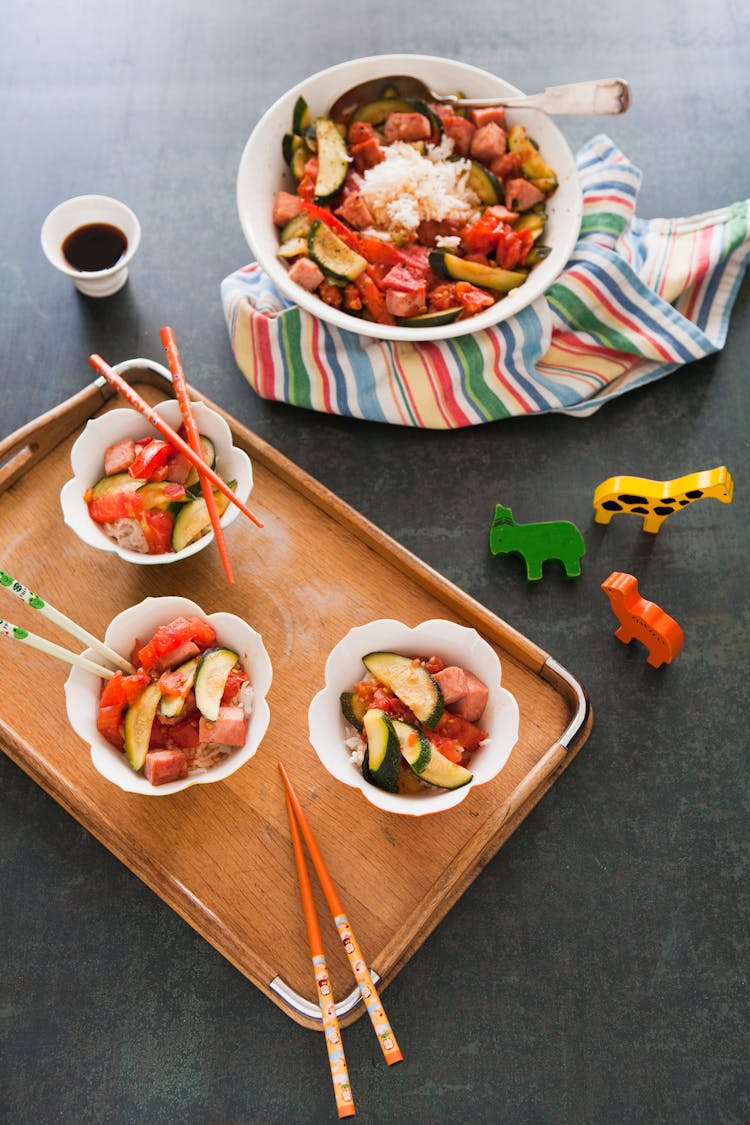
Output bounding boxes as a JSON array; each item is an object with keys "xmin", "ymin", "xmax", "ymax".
[
  {"xmin": 237, "ymin": 54, "xmax": 582, "ymax": 342},
  {"xmin": 308, "ymin": 618, "xmax": 519, "ymax": 816},
  {"xmin": 64, "ymin": 596, "xmax": 273, "ymax": 795},
  {"xmin": 60, "ymin": 359, "xmax": 253, "ymax": 565}
]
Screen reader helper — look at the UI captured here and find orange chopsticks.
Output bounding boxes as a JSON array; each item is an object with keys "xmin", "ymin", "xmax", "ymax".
[
  {"xmin": 280, "ymin": 764, "xmax": 403, "ymax": 1081},
  {"xmin": 159, "ymin": 326, "xmax": 234, "ymax": 584},
  {"xmin": 88, "ymin": 353, "xmax": 263, "ymax": 529},
  {"xmin": 285, "ymin": 792, "xmax": 356, "ymax": 1118}
]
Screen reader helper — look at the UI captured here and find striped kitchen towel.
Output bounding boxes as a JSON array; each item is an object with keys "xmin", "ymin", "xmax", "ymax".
[{"xmin": 221, "ymin": 134, "xmax": 750, "ymax": 428}]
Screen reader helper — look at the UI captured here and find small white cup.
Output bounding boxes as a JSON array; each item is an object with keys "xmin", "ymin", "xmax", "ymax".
[{"xmin": 40, "ymin": 194, "xmax": 141, "ymax": 297}]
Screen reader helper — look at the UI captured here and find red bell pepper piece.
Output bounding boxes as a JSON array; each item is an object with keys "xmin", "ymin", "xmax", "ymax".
[{"xmin": 128, "ymin": 438, "xmax": 173, "ymax": 480}]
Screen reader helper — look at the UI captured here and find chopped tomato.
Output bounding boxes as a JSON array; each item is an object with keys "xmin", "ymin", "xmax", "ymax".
[
  {"xmin": 137, "ymin": 616, "xmax": 217, "ymax": 673},
  {"xmin": 455, "ymin": 281, "xmax": 495, "ymax": 315},
  {"xmin": 354, "ymin": 272, "xmax": 395, "ymax": 325},
  {"xmin": 495, "ymin": 227, "xmax": 533, "ymax": 270},
  {"xmin": 139, "ymin": 509, "xmax": 174, "ymax": 554},
  {"xmin": 347, "ymin": 120, "xmax": 377, "ymax": 145},
  {"xmin": 159, "ymin": 666, "xmax": 194, "ymax": 698},
  {"xmin": 459, "ymin": 211, "xmax": 508, "ymax": 255},
  {"xmin": 427, "ymin": 734, "xmax": 465, "ymax": 764},
  {"xmin": 128, "ymin": 439, "xmax": 173, "ymax": 480},
  {"xmin": 149, "ymin": 714, "xmax": 201, "ymax": 750},
  {"xmin": 97, "ymin": 670, "xmax": 151, "ymax": 748},
  {"xmin": 87, "ymin": 489, "xmax": 144, "ymax": 524},
  {"xmin": 424, "ymin": 655, "xmax": 446, "ymax": 675},
  {"xmin": 296, "ymin": 174, "xmax": 316, "ymax": 201},
  {"xmin": 428, "ymin": 282, "xmax": 459, "ymax": 311},
  {"xmin": 434, "ymin": 710, "xmax": 486, "ymax": 753},
  {"xmin": 221, "ymin": 664, "xmax": 250, "ymax": 704}
]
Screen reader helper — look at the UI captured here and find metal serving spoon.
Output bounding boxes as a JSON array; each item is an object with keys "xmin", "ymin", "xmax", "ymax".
[{"xmin": 329, "ymin": 76, "xmax": 631, "ymax": 121}]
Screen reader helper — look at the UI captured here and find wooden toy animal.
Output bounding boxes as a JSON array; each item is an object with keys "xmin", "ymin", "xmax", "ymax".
[
  {"xmin": 601, "ymin": 572, "xmax": 684, "ymax": 668},
  {"xmin": 593, "ymin": 466, "xmax": 734, "ymax": 533},
  {"xmin": 489, "ymin": 504, "xmax": 585, "ymax": 581}
]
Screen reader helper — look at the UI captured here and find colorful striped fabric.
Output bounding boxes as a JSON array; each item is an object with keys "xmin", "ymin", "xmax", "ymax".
[{"xmin": 221, "ymin": 135, "xmax": 750, "ymax": 428}]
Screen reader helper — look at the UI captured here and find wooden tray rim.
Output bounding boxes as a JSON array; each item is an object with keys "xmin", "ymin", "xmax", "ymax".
[{"xmin": 0, "ymin": 358, "xmax": 593, "ymax": 1028}]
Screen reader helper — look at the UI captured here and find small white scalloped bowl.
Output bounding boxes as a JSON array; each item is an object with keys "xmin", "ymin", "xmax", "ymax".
[
  {"xmin": 60, "ymin": 361, "xmax": 254, "ymax": 565},
  {"xmin": 64, "ymin": 595, "xmax": 273, "ymax": 795},
  {"xmin": 308, "ymin": 618, "xmax": 519, "ymax": 816}
]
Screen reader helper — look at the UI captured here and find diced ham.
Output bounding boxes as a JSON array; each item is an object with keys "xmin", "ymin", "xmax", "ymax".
[
  {"xmin": 165, "ymin": 450, "xmax": 192, "ymax": 485},
  {"xmin": 442, "ymin": 115, "xmax": 476, "ymax": 156},
  {"xmin": 471, "ymin": 106, "xmax": 507, "ymax": 130},
  {"xmin": 504, "ymin": 177, "xmax": 546, "ymax": 211},
  {"xmin": 490, "ymin": 152, "xmax": 523, "ymax": 182},
  {"xmin": 450, "ymin": 672, "xmax": 489, "ymax": 722},
  {"xmin": 153, "ymin": 640, "xmax": 201, "ymax": 674},
  {"xmin": 198, "ymin": 705, "xmax": 248, "ymax": 747},
  {"xmin": 351, "ymin": 137, "xmax": 384, "ymax": 172},
  {"xmin": 144, "ymin": 749, "xmax": 188, "ymax": 786},
  {"xmin": 383, "ymin": 112, "xmax": 431, "ymax": 144},
  {"xmin": 470, "ymin": 122, "xmax": 507, "ymax": 164},
  {"xmin": 384, "ymin": 287, "xmax": 426, "ymax": 318},
  {"xmin": 397, "ymin": 244, "xmax": 431, "ymax": 278},
  {"xmin": 380, "ymin": 263, "xmax": 426, "ymax": 293},
  {"xmin": 288, "ymin": 256, "xmax": 325, "ymax": 292},
  {"xmin": 272, "ymin": 191, "xmax": 303, "ymax": 227},
  {"xmin": 335, "ymin": 191, "xmax": 374, "ymax": 230},
  {"xmin": 433, "ymin": 666, "xmax": 469, "ymax": 705},
  {"xmin": 104, "ymin": 439, "xmax": 136, "ymax": 476}
]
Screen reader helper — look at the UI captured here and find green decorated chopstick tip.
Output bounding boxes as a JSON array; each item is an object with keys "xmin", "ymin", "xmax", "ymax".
[
  {"xmin": 0, "ymin": 570, "xmax": 12, "ymax": 586},
  {"xmin": 14, "ymin": 625, "xmax": 28, "ymax": 639}
]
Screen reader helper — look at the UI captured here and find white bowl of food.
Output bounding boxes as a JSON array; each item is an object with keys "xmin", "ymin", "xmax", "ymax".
[
  {"xmin": 60, "ymin": 359, "xmax": 253, "ymax": 565},
  {"xmin": 308, "ymin": 618, "xmax": 519, "ymax": 816},
  {"xmin": 64, "ymin": 596, "xmax": 273, "ymax": 795},
  {"xmin": 237, "ymin": 54, "xmax": 582, "ymax": 342}
]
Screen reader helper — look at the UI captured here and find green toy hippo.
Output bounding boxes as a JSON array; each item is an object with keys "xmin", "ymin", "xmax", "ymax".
[{"xmin": 489, "ymin": 504, "xmax": 585, "ymax": 582}]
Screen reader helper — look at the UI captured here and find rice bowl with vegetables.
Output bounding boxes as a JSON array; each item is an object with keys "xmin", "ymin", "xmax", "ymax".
[
  {"xmin": 308, "ymin": 618, "xmax": 520, "ymax": 816},
  {"xmin": 65, "ymin": 596, "xmax": 273, "ymax": 795},
  {"xmin": 61, "ymin": 389, "xmax": 253, "ymax": 566},
  {"xmin": 237, "ymin": 54, "xmax": 582, "ymax": 342}
]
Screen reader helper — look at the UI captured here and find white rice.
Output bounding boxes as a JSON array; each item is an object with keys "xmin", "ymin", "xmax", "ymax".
[{"xmin": 359, "ymin": 138, "xmax": 482, "ymax": 236}]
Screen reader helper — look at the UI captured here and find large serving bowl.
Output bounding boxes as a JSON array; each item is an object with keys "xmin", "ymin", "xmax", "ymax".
[
  {"xmin": 237, "ymin": 54, "xmax": 582, "ymax": 343},
  {"xmin": 64, "ymin": 595, "xmax": 273, "ymax": 795},
  {"xmin": 60, "ymin": 359, "xmax": 253, "ymax": 565},
  {"xmin": 308, "ymin": 618, "xmax": 520, "ymax": 816}
]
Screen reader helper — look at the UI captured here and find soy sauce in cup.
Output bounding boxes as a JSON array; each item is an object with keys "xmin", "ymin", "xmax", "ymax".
[{"xmin": 62, "ymin": 222, "xmax": 128, "ymax": 272}]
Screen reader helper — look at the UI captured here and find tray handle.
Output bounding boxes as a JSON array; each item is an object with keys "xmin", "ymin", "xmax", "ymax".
[
  {"xmin": 269, "ymin": 970, "xmax": 380, "ymax": 1026},
  {"xmin": 0, "ymin": 381, "xmax": 110, "ymax": 495}
]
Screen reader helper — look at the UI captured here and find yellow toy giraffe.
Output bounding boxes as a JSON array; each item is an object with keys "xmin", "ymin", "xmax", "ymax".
[{"xmin": 593, "ymin": 466, "xmax": 734, "ymax": 533}]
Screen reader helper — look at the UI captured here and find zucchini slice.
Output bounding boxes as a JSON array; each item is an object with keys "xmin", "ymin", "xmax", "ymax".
[
  {"xmin": 194, "ymin": 647, "xmax": 240, "ymax": 722},
  {"xmin": 429, "ymin": 250, "xmax": 527, "ymax": 294},
  {"xmin": 184, "ymin": 435, "xmax": 216, "ymax": 492},
  {"xmin": 307, "ymin": 220, "xmax": 367, "ymax": 282},
  {"xmin": 277, "ymin": 237, "xmax": 309, "ymax": 260},
  {"xmin": 282, "ymin": 131, "xmax": 306, "ymax": 169},
  {"xmin": 171, "ymin": 480, "xmax": 234, "ymax": 553},
  {"xmin": 466, "ymin": 161, "xmax": 504, "ymax": 205},
  {"xmin": 350, "ymin": 96, "xmax": 442, "ymax": 136},
  {"xmin": 397, "ymin": 306, "xmax": 462, "ymax": 328},
  {"xmin": 292, "ymin": 95, "xmax": 311, "ymax": 134},
  {"xmin": 361, "ymin": 652, "xmax": 443, "ymax": 728},
  {"xmin": 313, "ymin": 117, "xmax": 350, "ymax": 202},
  {"xmin": 123, "ymin": 682, "xmax": 162, "ymax": 772},
  {"xmin": 280, "ymin": 212, "xmax": 313, "ymax": 242},
  {"xmin": 391, "ymin": 719, "xmax": 473, "ymax": 791},
  {"xmin": 507, "ymin": 125, "xmax": 558, "ymax": 193},
  {"xmin": 361, "ymin": 708, "xmax": 401, "ymax": 793},
  {"xmin": 90, "ymin": 472, "xmax": 144, "ymax": 499},
  {"xmin": 158, "ymin": 656, "xmax": 199, "ymax": 718},
  {"xmin": 136, "ymin": 481, "xmax": 184, "ymax": 510},
  {"xmin": 340, "ymin": 690, "xmax": 369, "ymax": 732},
  {"xmin": 513, "ymin": 211, "xmax": 547, "ymax": 240}
]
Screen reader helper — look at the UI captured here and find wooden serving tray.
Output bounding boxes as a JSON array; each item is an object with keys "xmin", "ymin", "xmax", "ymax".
[{"xmin": 0, "ymin": 360, "xmax": 592, "ymax": 1029}]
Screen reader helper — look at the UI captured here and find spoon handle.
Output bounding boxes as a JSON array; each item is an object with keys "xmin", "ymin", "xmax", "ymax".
[{"xmin": 448, "ymin": 78, "xmax": 632, "ymax": 115}]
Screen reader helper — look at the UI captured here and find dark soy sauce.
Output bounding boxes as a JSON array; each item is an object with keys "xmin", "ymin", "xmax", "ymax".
[{"xmin": 62, "ymin": 222, "xmax": 127, "ymax": 272}]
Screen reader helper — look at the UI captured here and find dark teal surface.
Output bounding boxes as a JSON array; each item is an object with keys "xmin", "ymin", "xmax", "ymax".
[{"xmin": 1, "ymin": 3, "xmax": 748, "ymax": 1122}]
